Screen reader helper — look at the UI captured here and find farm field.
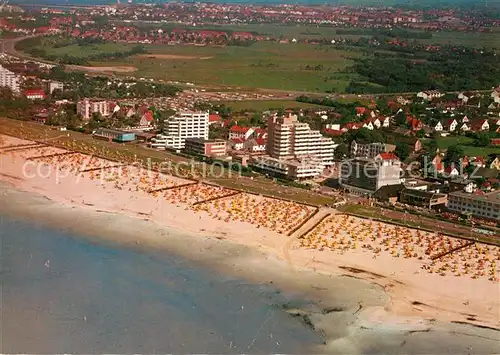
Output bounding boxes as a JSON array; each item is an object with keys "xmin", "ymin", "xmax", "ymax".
[
  {"xmin": 89, "ymin": 42, "xmax": 358, "ymax": 92},
  {"xmin": 434, "ymin": 136, "xmax": 500, "ymax": 157},
  {"xmin": 215, "ymin": 99, "xmax": 328, "ymax": 111}
]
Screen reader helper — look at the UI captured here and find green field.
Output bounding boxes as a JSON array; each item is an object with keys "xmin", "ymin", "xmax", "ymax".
[
  {"xmin": 90, "ymin": 42, "xmax": 358, "ymax": 92},
  {"xmin": 434, "ymin": 136, "xmax": 500, "ymax": 157},
  {"xmin": 216, "ymin": 99, "xmax": 328, "ymax": 111},
  {"xmin": 43, "ymin": 42, "xmax": 134, "ymax": 58}
]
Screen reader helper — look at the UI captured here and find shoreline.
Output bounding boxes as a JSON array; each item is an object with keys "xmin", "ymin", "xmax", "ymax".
[{"xmin": 1, "ymin": 134, "xmax": 499, "ymax": 353}]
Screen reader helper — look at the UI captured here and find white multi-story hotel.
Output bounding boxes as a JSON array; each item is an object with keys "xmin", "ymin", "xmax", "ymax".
[
  {"xmin": 77, "ymin": 99, "xmax": 110, "ymax": 120},
  {"xmin": 163, "ymin": 111, "xmax": 209, "ymax": 150},
  {"xmin": 266, "ymin": 113, "xmax": 335, "ymax": 166},
  {"xmin": 0, "ymin": 65, "xmax": 21, "ymax": 93}
]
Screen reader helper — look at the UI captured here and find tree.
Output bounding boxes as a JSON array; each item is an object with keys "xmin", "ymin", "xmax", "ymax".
[
  {"xmin": 395, "ymin": 111, "xmax": 407, "ymax": 126},
  {"xmin": 395, "ymin": 142, "xmax": 410, "ymax": 161},
  {"xmin": 416, "ymin": 129, "xmax": 425, "ymax": 138},
  {"xmin": 334, "ymin": 143, "xmax": 349, "ymax": 160},
  {"xmin": 444, "ymin": 144, "xmax": 465, "ymax": 166},
  {"xmin": 474, "ymin": 132, "xmax": 490, "ymax": 147}
]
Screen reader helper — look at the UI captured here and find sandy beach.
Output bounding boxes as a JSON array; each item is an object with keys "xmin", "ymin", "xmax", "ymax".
[{"xmin": 1, "ymin": 133, "xmax": 499, "ymax": 352}]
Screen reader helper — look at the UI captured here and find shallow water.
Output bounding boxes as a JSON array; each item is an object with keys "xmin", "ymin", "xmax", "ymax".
[{"xmin": 0, "ymin": 215, "xmax": 323, "ymax": 353}]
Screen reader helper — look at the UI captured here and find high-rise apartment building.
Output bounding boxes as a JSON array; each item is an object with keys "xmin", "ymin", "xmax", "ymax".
[
  {"xmin": 339, "ymin": 152, "xmax": 403, "ymax": 195},
  {"xmin": 77, "ymin": 99, "xmax": 110, "ymax": 120},
  {"xmin": 266, "ymin": 113, "xmax": 334, "ymax": 166},
  {"xmin": 163, "ymin": 111, "xmax": 209, "ymax": 150},
  {"xmin": 0, "ymin": 65, "xmax": 21, "ymax": 93}
]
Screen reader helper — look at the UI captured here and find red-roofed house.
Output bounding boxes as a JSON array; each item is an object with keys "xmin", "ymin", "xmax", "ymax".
[
  {"xmin": 230, "ymin": 138, "xmax": 245, "ymax": 151},
  {"xmin": 355, "ymin": 107, "xmax": 367, "ymax": 116},
  {"xmin": 444, "ymin": 165, "xmax": 460, "ymax": 178},
  {"xmin": 406, "ymin": 115, "xmax": 423, "ymax": 131},
  {"xmin": 471, "ymin": 156, "xmax": 486, "ymax": 168},
  {"xmin": 228, "ymin": 126, "xmax": 254, "ymax": 140},
  {"xmin": 208, "ymin": 114, "xmax": 221, "ymax": 125},
  {"xmin": 469, "ymin": 119, "xmax": 489, "ymax": 132},
  {"xmin": 139, "ymin": 110, "xmax": 154, "ymax": 127},
  {"xmin": 323, "ymin": 128, "xmax": 344, "ymax": 137},
  {"xmin": 252, "ymin": 128, "xmax": 267, "ymax": 140},
  {"xmin": 24, "ymin": 89, "xmax": 45, "ymax": 100},
  {"xmin": 491, "ymin": 138, "xmax": 500, "ymax": 146},
  {"xmin": 342, "ymin": 123, "xmax": 361, "ymax": 131},
  {"xmin": 376, "ymin": 152, "xmax": 399, "ymax": 161},
  {"xmin": 245, "ymin": 138, "xmax": 267, "ymax": 153}
]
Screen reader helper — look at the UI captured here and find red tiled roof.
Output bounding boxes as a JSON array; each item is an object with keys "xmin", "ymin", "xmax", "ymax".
[
  {"xmin": 143, "ymin": 111, "xmax": 154, "ymax": 122},
  {"xmin": 231, "ymin": 138, "xmax": 245, "ymax": 144},
  {"xmin": 208, "ymin": 114, "xmax": 221, "ymax": 122},
  {"xmin": 323, "ymin": 128, "xmax": 344, "ymax": 136},
  {"xmin": 255, "ymin": 138, "xmax": 267, "ymax": 146},
  {"xmin": 230, "ymin": 125, "xmax": 251, "ymax": 133},
  {"xmin": 24, "ymin": 89, "xmax": 45, "ymax": 96},
  {"xmin": 378, "ymin": 152, "xmax": 399, "ymax": 160}
]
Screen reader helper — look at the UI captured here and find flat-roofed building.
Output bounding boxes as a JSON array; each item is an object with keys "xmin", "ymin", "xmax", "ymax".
[
  {"xmin": 339, "ymin": 153, "xmax": 403, "ymax": 195},
  {"xmin": 184, "ymin": 138, "xmax": 227, "ymax": 157},
  {"xmin": 400, "ymin": 188, "xmax": 448, "ymax": 209},
  {"xmin": 251, "ymin": 156, "xmax": 322, "ymax": 180},
  {"xmin": 447, "ymin": 191, "xmax": 500, "ymax": 220},
  {"xmin": 93, "ymin": 128, "xmax": 136, "ymax": 143},
  {"xmin": 350, "ymin": 140, "xmax": 396, "ymax": 158}
]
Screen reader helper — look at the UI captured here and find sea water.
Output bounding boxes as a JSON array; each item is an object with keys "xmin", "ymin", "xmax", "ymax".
[{"xmin": 0, "ymin": 215, "xmax": 323, "ymax": 353}]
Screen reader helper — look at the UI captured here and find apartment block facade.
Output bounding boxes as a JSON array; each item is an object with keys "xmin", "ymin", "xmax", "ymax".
[
  {"xmin": 350, "ymin": 140, "xmax": 396, "ymax": 158},
  {"xmin": 164, "ymin": 111, "xmax": 209, "ymax": 150},
  {"xmin": 77, "ymin": 99, "xmax": 110, "ymax": 120},
  {"xmin": 447, "ymin": 191, "xmax": 500, "ymax": 220},
  {"xmin": 0, "ymin": 65, "xmax": 20, "ymax": 93},
  {"xmin": 266, "ymin": 114, "xmax": 334, "ymax": 166},
  {"xmin": 184, "ymin": 138, "xmax": 227, "ymax": 157}
]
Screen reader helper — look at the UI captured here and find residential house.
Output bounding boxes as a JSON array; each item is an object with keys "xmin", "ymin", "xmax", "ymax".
[
  {"xmin": 417, "ymin": 90, "xmax": 444, "ymax": 101},
  {"xmin": 469, "ymin": 119, "xmax": 489, "ymax": 132},
  {"xmin": 24, "ymin": 89, "xmax": 46, "ymax": 100},
  {"xmin": 228, "ymin": 126, "xmax": 254, "ymax": 140},
  {"xmin": 459, "ymin": 122, "xmax": 470, "ymax": 132},
  {"xmin": 491, "ymin": 87, "xmax": 500, "ymax": 104},
  {"xmin": 490, "ymin": 155, "xmax": 500, "ymax": 170},
  {"xmin": 434, "ymin": 119, "xmax": 457, "ymax": 132},
  {"xmin": 406, "ymin": 115, "xmax": 423, "ymax": 131},
  {"xmin": 139, "ymin": 110, "xmax": 154, "ymax": 127},
  {"xmin": 471, "ymin": 156, "xmax": 486, "ymax": 168},
  {"xmin": 444, "ymin": 165, "xmax": 460, "ymax": 178},
  {"xmin": 230, "ymin": 138, "xmax": 245, "ymax": 151},
  {"xmin": 252, "ymin": 128, "xmax": 267, "ymax": 140},
  {"xmin": 342, "ymin": 122, "xmax": 361, "ymax": 131},
  {"xmin": 208, "ymin": 113, "xmax": 221, "ymax": 125},
  {"xmin": 396, "ymin": 96, "xmax": 412, "ymax": 105},
  {"xmin": 244, "ymin": 138, "xmax": 267, "ymax": 153},
  {"xmin": 380, "ymin": 116, "xmax": 390, "ymax": 127},
  {"xmin": 458, "ymin": 91, "xmax": 475, "ymax": 104},
  {"xmin": 491, "ymin": 138, "xmax": 500, "ymax": 146}
]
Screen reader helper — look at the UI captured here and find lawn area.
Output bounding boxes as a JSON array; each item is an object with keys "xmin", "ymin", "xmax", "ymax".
[
  {"xmin": 91, "ymin": 42, "xmax": 358, "ymax": 92},
  {"xmin": 216, "ymin": 99, "xmax": 328, "ymax": 111},
  {"xmin": 38, "ymin": 42, "xmax": 135, "ymax": 59},
  {"xmin": 434, "ymin": 136, "xmax": 500, "ymax": 157}
]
